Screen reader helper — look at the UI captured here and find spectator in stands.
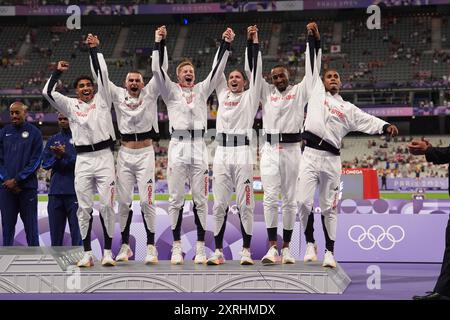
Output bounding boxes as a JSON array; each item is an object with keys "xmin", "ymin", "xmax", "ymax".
[
  {"xmin": 415, "ymin": 167, "xmax": 421, "ymax": 179},
  {"xmin": 381, "ymin": 170, "xmax": 387, "ymax": 190}
]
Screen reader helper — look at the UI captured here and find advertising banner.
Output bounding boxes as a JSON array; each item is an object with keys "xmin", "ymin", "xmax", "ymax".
[
  {"xmin": 360, "ymin": 106, "xmax": 414, "ymax": 117},
  {"xmin": 1, "ymin": 1, "xmax": 446, "ymax": 16},
  {"xmin": 386, "ymin": 177, "xmax": 448, "ymax": 191}
]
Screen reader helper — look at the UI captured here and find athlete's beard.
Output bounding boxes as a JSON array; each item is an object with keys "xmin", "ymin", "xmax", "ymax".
[
  {"xmin": 327, "ymin": 87, "xmax": 339, "ymax": 95},
  {"xmin": 12, "ymin": 119, "xmax": 24, "ymax": 127}
]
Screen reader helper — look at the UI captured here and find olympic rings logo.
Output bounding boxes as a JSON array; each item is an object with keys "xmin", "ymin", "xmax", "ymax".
[{"xmin": 348, "ymin": 225, "xmax": 405, "ymax": 251}]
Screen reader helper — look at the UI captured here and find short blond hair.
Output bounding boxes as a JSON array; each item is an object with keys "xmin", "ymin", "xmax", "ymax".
[{"xmin": 176, "ymin": 60, "xmax": 194, "ymax": 76}]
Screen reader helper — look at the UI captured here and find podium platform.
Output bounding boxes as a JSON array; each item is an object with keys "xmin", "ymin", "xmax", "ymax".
[{"xmin": 0, "ymin": 247, "xmax": 351, "ymax": 294}]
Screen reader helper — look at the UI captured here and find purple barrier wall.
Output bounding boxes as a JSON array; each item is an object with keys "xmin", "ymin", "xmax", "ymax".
[
  {"xmin": 2, "ymin": 199, "xmax": 448, "ymax": 263},
  {"xmin": 414, "ymin": 106, "xmax": 450, "ymax": 116},
  {"xmin": 3, "ymin": 106, "xmax": 448, "ymax": 124},
  {"xmin": 360, "ymin": 106, "xmax": 413, "ymax": 117},
  {"xmin": 383, "ymin": 177, "xmax": 449, "ymax": 191}
]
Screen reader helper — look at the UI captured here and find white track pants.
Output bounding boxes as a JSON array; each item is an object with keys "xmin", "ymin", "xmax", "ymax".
[
  {"xmin": 260, "ymin": 142, "xmax": 301, "ymax": 231},
  {"xmin": 74, "ymin": 148, "xmax": 116, "ymax": 239},
  {"xmin": 167, "ymin": 138, "xmax": 208, "ymax": 231},
  {"xmin": 116, "ymin": 145, "xmax": 156, "ymax": 233},
  {"xmin": 297, "ymin": 147, "xmax": 341, "ymax": 241},
  {"xmin": 212, "ymin": 145, "xmax": 254, "ymax": 236}
]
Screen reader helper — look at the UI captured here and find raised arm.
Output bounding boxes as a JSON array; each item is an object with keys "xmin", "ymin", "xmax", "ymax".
[
  {"xmin": 245, "ymin": 25, "xmax": 263, "ymax": 115},
  {"xmin": 215, "ymin": 73, "xmax": 228, "ymax": 98},
  {"xmin": 244, "ymin": 27, "xmax": 270, "ymax": 105},
  {"xmin": 296, "ymin": 22, "xmax": 321, "ymax": 102},
  {"xmin": 145, "ymin": 27, "xmax": 169, "ymax": 97},
  {"xmin": 151, "ymin": 26, "xmax": 175, "ymax": 102},
  {"xmin": 197, "ymin": 28, "xmax": 234, "ymax": 98},
  {"xmin": 213, "ymin": 32, "xmax": 230, "ymax": 99},
  {"xmin": 311, "ymin": 22, "xmax": 322, "ymax": 78},
  {"xmin": 298, "ymin": 26, "xmax": 322, "ymax": 131},
  {"xmin": 85, "ymin": 37, "xmax": 121, "ymax": 102},
  {"xmin": 42, "ymin": 61, "xmax": 74, "ymax": 118},
  {"xmin": 86, "ymin": 34, "xmax": 112, "ymax": 108},
  {"xmin": 92, "ymin": 72, "xmax": 121, "ymax": 105}
]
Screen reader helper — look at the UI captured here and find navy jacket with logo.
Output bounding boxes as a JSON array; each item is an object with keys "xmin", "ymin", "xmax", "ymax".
[
  {"xmin": 42, "ymin": 130, "xmax": 76, "ymax": 195},
  {"xmin": 0, "ymin": 122, "xmax": 43, "ymax": 190}
]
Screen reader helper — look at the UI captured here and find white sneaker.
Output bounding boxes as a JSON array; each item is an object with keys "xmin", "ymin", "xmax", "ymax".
[
  {"xmin": 77, "ymin": 251, "xmax": 94, "ymax": 267},
  {"xmin": 144, "ymin": 245, "xmax": 158, "ymax": 265},
  {"xmin": 207, "ymin": 249, "xmax": 225, "ymax": 265},
  {"xmin": 171, "ymin": 242, "xmax": 184, "ymax": 265},
  {"xmin": 261, "ymin": 245, "xmax": 279, "ymax": 265},
  {"xmin": 322, "ymin": 250, "xmax": 337, "ymax": 268},
  {"xmin": 194, "ymin": 241, "xmax": 207, "ymax": 264},
  {"xmin": 102, "ymin": 249, "xmax": 116, "ymax": 266},
  {"xmin": 240, "ymin": 248, "xmax": 254, "ymax": 265},
  {"xmin": 281, "ymin": 247, "xmax": 296, "ymax": 264},
  {"xmin": 116, "ymin": 244, "xmax": 133, "ymax": 262},
  {"xmin": 304, "ymin": 242, "xmax": 318, "ymax": 262}
]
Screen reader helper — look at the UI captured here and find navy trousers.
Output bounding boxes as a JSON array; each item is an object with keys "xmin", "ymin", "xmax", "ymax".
[
  {"xmin": 48, "ymin": 194, "xmax": 81, "ymax": 246},
  {"xmin": 0, "ymin": 188, "xmax": 39, "ymax": 246},
  {"xmin": 434, "ymin": 213, "xmax": 450, "ymax": 296}
]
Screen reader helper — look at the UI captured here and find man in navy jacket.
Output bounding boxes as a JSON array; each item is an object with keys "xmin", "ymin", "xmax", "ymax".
[
  {"xmin": 42, "ymin": 113, "xmax": 81, "ymax": 246},
  {"xmin": 0, "ymin": 102, "xmax": 43, "ymax": 246},
  {"xmin": 409, "ymin": 139, "xmax": 450, "ymax": 300}
]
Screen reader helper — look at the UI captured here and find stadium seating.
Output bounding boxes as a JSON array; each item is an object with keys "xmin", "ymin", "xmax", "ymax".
[
  {"xmin": 1, "ymin": 12, "xmax": 448, "ymax": 91},
  {"xmin": 341, "ymin": 135, "xmax": 450, "ymax": 178}
]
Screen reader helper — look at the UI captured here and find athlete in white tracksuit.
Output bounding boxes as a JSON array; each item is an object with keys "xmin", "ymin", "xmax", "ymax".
[
  {"xmin": 206, "ymin": 25, "xmax": 262, "ymax": 266},
  {"xmin": 298, "ymin": 68, "xmax": 398, "ymax": 267},
  {"xmin": 152, "ymin": 26, "xmax": 233, "ymax": 264},
  {"xmin": 87, "ymin": 32, "xmax": 168, "ymax": 264},
  {"xmin": 42, "ymin": 34, "xmax": 117, "ymax": 267},
  {"xmin": 259, "ymin": 23, "xmax": 321, "ymax": 264}
]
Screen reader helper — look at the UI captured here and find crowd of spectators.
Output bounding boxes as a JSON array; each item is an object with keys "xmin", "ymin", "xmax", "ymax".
[
  {"xmin": 2, "ymin": 13, "xmax": 450, "ymax": 90},
  {"xmin": 326, "ymin": 15, "xmax": 449, "ymax": 89},
  {"xmin": 341, "ymin": 136, "xmax": 449, "ymax": 180}
]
